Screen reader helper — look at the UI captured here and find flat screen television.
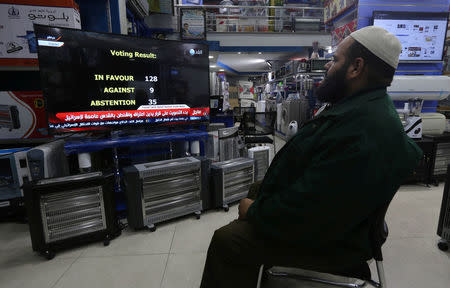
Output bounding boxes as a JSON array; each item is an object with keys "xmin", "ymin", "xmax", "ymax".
[
  {"xmin": 34, "ymin": 25, "xmax": 210, "ymax": 132},
  {"xmin": 372, "ymin": 11, "xmax": 449, "ymax": 62}
]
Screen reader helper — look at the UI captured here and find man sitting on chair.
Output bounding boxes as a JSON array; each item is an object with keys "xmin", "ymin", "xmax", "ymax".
[{"xmin": 200, "ymin": 26, "xmax": 423, "ymax": 288}]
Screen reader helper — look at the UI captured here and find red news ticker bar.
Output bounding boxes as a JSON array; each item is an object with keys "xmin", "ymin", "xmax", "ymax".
[{"xmin": 55, "ymin": 108, "xmax": 210, "ymax": 123}]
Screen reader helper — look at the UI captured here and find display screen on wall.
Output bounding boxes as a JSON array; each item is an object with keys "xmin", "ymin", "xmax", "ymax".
[
  {"xmin": 34, "ymin": 25, "xmax": 210, "ymax": 132},
  {"xmin": 373, "ymin": 11, "xmax": 449, "ymax": 62}
]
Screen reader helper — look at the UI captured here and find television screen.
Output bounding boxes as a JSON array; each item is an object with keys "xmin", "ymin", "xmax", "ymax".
[
  {"xmin": 34, "ymin": 25, "xmax": 210, "ymax": 131},
  {"xmin": 373, "ymin": 11, "xmax": 449, "ymax": 62}
]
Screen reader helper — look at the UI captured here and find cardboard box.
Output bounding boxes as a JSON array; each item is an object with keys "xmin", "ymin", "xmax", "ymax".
[
  {"xmin": 0, "ymin": 91, "xmax": 49, "ymax": 139},
  {"xmin": 0, "ymin": 0, "xmax": 81, "ymax": 66}
]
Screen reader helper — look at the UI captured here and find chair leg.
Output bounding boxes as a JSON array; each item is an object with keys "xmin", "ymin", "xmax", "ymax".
[
  {"xmin": 256, "ymin": 264, "xmax": 264, "ymax": 288},
  {"xmin": 365, "ymin": 260, "xmax": 386, "ymax": 288},
  {"xmin": 267, "ymin": 269, "xmax": 367, "ymax": 288},
  {"xmin": 375, "ymin": 261, "xmax": 386, "ymax": 288}
]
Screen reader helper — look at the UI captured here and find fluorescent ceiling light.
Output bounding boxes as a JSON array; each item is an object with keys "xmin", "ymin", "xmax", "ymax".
[
  {"xmin": 219, "ymin": 69, "xmax": 224, "ymax": 71},
  {"xmin": 210, "ymin": 65, "xmax": 216, "ymax": 68},
  {"xmin": 258, "ymin": 52, "xmax": 262, "ymax": 54},
  {"xmin": 209, "ymin": 55, "xmax": 214, "ymax": 59},
  {"xmin": 237, "ymin": 52, "xmax": 242, "ymax": 54}
]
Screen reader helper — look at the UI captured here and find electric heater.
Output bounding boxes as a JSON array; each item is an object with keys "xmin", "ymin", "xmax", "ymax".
[
  {"xmin": 211, "ymin": 157, "xmax": 255, "ymax": 211},
  {"xmin": 434, "ymin": 143, "xmax": 450, "ymax": 178},
  {"xmin": 0, "ymin": 105, "xmax": 20, "ymax": 129},
  {"xmin": 24, "ymin": 172, "xmax": 117, "ymax": 259},
  {"xmin": 218, "ymin": 126, "xmax": 241, "ymax": 161},
  {"xmin": 123, "ymin": 157, "xmax": 203, "ymax": 231},
  {"xmin": 197, "ymin": 156, "xmax": 213, "ymax": 211},
  {"xmin": 248, "ymin": 146, "xmax": 272, "ymax": 181}
]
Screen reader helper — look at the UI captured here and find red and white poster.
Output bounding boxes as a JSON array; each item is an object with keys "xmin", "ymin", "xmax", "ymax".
[
  {"xmin": 0, "ymin": 91, "xmax": 50, "ymax": 139},
  {"xmin": 331, "ymin": 19, "xmax": 358, "ymax": 47}
]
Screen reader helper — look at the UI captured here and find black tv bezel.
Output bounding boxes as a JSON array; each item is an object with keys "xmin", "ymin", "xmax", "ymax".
[
  {"xmin": 33, "ymin": 24, "xmax": 211, "ymax": 135},
  {"xmin": 371, "ymin": 11, "xmax": 449, "ymax": 63}
]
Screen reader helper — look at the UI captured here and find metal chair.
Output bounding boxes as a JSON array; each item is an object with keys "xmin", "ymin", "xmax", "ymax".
[{"xmin": 257, "ymin": 202, "xmax": 391, "ymax": 288}]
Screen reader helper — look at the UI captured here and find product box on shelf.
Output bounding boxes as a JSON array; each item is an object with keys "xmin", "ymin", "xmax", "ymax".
[
  {"xmin": 324, "ymin": 0, "xmax": 356, "ymax": 24},
  {"xmin": 0, "ymin": 0, "xmax": 81, "ymax": 66},
  {"xmin": 0, "ymin": 91, "xmax": 49, "ymax": 139}
]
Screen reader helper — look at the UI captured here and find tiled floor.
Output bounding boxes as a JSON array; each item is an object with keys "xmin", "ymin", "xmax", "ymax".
[
  {"xmin": 0, "ymin": 137, "xmax": 448, "ymax": 288},
  {"xmin": 1, "ymin": 184, "xmax": 448, "ymax": 288}
]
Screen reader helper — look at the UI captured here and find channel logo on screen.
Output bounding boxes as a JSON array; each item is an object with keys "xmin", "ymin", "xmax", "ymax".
[
  {"xmin": 38, "ymin": 35, "xmax": 64, "ymax": 48},
  {"xmin": 189, "ymin": 49, "xmax": 203, "ymax": 56}
]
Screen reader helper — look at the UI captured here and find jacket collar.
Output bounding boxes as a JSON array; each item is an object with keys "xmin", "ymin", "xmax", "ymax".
[{"xmin": 317, "ymin": 87, "xmax": 387, "ymax": 118}]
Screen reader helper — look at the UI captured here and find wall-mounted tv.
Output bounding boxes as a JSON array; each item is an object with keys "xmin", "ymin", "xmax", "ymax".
[
  {"xmin": 372, "ymin": 11, "xmax": 449, "ymax": 62},
  {"xmin": 34, "ymin": 25, "xmax": 210, "ymax": 132}
]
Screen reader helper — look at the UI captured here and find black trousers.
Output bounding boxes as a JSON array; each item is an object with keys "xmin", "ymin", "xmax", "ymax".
[
  {"xmin": 200, "ymin": 182, "xmax": 317, "ymax": 288},
  {"xmin": 200, "ymin": 182, "xmax": 372, "ymax": 288}
]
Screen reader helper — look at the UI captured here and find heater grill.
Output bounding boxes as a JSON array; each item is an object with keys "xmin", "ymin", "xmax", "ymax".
[
  {"xmin": 223, "ymin": 167, "xmax": 254, "ymax": 199},
  {"xmin": 248, "ymin": 147, "xmax": 271, "ymax": 181},
  {"xmin": 211, "ymin": 158, "xmax": 255, "ymax": 209},
  {"xmin": 123, "ymin": 157, "xmax": 203, "ymax": 230},
  {"xmin": 142, "ymin": 169, "xmax": 201, "ymax": 216},
  {"xmin": 434, "ymin": 143, "xmax": 450, "ymax": 176},
  {"xmin": 40, "ymin": 186, "xmax": 107, "ymax": 243}
]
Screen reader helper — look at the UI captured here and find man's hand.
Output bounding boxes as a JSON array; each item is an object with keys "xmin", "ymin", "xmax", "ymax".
[{"xmin": 238, "ymin": 198, "xmax": 254, "ymax": 220}]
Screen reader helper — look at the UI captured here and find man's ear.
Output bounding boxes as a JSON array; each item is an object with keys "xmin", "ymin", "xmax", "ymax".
[{"xmin": 347, "ymin": 57, "xmax": 365, "ymax": 80}]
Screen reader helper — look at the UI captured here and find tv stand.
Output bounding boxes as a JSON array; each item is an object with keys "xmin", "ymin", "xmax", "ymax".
[{"xmin": 64, "ymin": 128, "xmax": 208, "ymax": 213}]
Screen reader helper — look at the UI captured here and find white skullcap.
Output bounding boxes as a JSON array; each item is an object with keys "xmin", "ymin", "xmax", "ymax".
[{"xmin": 350, "ymin": 26, "xmax": 402, "ymax": 69}]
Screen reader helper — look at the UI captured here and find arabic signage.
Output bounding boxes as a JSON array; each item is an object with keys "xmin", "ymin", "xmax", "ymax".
[
  {"xmin": 180, "ymin": 8, "xmax": 206, "ymax": 40},
  {"xmin": 0, "ymin": 2, "xmax": 81, "ymax": 66}
]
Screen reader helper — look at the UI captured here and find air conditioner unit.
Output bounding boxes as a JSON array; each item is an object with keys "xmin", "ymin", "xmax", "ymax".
[
  {"xmin": 437, "ymin": 164, "xmax": 450, "ymax": 251},
  {"xmin": 26, "ymin": 140, "xmax": 69, "ymax": 181},
  {"xmin": 127, "ymin": 0, "xmax": 149, "ymax": 19},
  {"xmin": 123, "ymin": 157, "xmax": 203, "ymax": 231},
  {"xmin": 0, "ymin": 104, "xmax": 20, "ymax": 129},
  {"xmin": 248, "ymin": 146, "xmax": 272, "ymax": 181},
  {"xmin": 24, "ymin": 172, "xmax": 118, "ymax": 259},
  {"xmin": 388, "ymin": 76, "xmax": 450, "ymax": 101},
  {"xmin": 211, "ymin": 158, "xmax": 255, "ymax": 211}
]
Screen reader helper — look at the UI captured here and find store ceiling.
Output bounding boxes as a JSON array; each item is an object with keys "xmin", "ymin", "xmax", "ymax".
[{"xmin": 209, "ymin": 51, "xmax": 310, "ymax": 75}]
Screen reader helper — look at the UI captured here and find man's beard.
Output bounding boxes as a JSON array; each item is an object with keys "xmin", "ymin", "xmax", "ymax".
[{"xmin": 315, "ymin": 63, "xmax": 349, "ymax": 104}]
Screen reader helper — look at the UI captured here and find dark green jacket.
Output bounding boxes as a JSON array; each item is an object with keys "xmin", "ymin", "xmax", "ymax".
[{"xmin": 247, "ymin": 88, "xmax": 422, "ymax": 266}]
